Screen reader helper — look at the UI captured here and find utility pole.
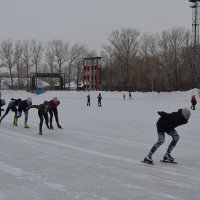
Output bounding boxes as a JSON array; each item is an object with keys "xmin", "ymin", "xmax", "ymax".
[{"xmin": 189, "ymin": 0, "xmax": 200, "ymax": 88}]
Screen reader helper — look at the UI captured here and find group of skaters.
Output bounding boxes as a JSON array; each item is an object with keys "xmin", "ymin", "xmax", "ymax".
[
  {"xmin": 123, "ymin": 92, "xmax": 133, "ymax": 100},
  {"xmin": 87, "ymin": 93, "xmax": 102, "ymax": 107},
  {"xmin": 86, "ymin": 92, "xmax": 133, "ymax": 107},
  {"xmin": 0, "ymin": 97, "xmax": 62, "ymax": 135}
]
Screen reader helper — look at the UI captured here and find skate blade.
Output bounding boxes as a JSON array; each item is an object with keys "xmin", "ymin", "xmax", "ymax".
[
  {"xmin": 160, "ymin": 160, "xmax": 177, "ymax": 164},
  {"xmin": 141, "ymin": 160, "xmax": 154, "ymax": 165}
]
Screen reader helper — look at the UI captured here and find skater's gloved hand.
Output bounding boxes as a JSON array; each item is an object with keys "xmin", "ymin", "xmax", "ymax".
[
  {"xmin": 1, "ymin": 109, "xmax": 4, "ymax": 111},
  {"xmin": 58, "ymin": 124, "xmax": 62, "ymax": 129}
]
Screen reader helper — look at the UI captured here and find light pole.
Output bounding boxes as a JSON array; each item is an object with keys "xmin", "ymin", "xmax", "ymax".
[{"xmin": 189, "ymin": 0, "xmax": 200, "ymax": 87}]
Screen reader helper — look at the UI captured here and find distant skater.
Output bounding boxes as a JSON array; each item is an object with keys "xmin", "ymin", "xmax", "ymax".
[
  {"xmin": 123, "ymin": 92, "xmax": 126, "ymax": 100},
  {"xmin": 87, "ymin": 94, "xmax": 91, "ymax": 106},
  {"xmin": 97, "ymin": 93, "xmax": 102, "ymax": 107},
  {"xmin": 143, "ymin": 108, "xmax": 191, "ymax": 164},
  {"xmin": 129, "ymin": 92, "xmax": 133, "ymax": 100},
  {"xmin": 191, "ymin": 95, "xmax": 197, "ymax": 110}
]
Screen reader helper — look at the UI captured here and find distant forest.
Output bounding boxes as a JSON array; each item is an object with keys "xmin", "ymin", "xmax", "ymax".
[{"xmin": 0, "ymin": 26, "xmax": 199, "ymax": 91}]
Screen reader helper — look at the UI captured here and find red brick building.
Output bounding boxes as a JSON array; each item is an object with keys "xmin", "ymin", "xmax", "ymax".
[{"xmin": 83, "ymin": 57, "xmax": 102, "ymax": 91}]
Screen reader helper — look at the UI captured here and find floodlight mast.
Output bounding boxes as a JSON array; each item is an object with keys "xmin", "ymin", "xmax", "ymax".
[{"xmin": 189, "ymin": 0, "xmax": 200, "ymax": 87}]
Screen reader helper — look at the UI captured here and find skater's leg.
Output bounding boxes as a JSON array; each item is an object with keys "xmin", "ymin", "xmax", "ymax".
[
  {"xmin": 17, "ymin": 111, "xmax": 22, "ymax": 119},
  {"xmin": 149, "ymin": 132, "xmax": 165, "ymax": 156},
  {"xmin": 53, "ymin": 109, "xmax": 61, "ymax": 128},
  {"xmin": 12, "ymin": 107, "xmax": 18, "ymax": 125},
  {"xmin": 48, "ymin": 109, "xmax": 53, "ymax": 129},
  {"xmin": 44, "ymin": 113, "xmax": 50, "ymax": 129},
  {"xmin": 24, "ymin": 111, "xmax": 28, "ymax": 124},
  {"xmin": 23, "ymin": 111, "xmax": 30, "ymax": 128},
  {"xmin": 144, "ymin": 132, "xmax": 165, "ymax": 163},
  {"xmin": 38, "ymin": 112, "xmax": 43, "ymax": 134},
  {"xmin": 166, "ymin": 129, "xmax": 179, "ymax": 154},
  {"xmin": 0, "ymin": 107, "xmax": 11, "ymax": 122},
  {"xmin": 53, "ymin": 109, "xmax": 58, "ymax": 125}
]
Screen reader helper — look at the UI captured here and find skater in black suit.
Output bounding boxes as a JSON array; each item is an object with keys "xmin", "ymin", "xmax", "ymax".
[
  {"xmin": 28, "ymin": 101, "xmax": 50, "ymax": 135},
  {"xmin": 97, "ymin": 93, "xmax": 102, "ymax": 107},
  {"xmin": 144, "ymin": 108, "xmax": 191, "ymax": 164}
]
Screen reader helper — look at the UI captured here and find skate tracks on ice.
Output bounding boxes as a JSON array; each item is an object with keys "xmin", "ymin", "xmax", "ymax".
[{"xmin": 0, "ymin": 125, "xmax": 200, "ymax": 200}]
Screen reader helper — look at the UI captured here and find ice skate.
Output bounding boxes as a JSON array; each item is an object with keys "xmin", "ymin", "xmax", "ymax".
[
  {"xmin": 13, "ymin": 117, "xmax": 18, "ymax": 126},
  {"xmin": 163, "ymin": 153, "xmax": 174, "ymax": 162},
  {"xmin": 160, "ymin": 153, "xmax": 177, "ymax": 164},
  {"xmin": 143, "ymin": 155, "xmax": 154, "ymax": 165},
  {"xmin": 24, "ymin": 123, "xmax": 30, "ymax": 128}
]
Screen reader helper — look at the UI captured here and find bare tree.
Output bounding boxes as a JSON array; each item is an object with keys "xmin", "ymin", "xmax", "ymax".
[
  {"xmin": 31, "ymin": 40, "xmax": 43, "ymax": 87},
  {"xmin": 157, "ymin": 27, "xmax": 190, "ymax": 90},
  {"xmin": 54, "ymin": 40, "xmax": 69, "ymax": 74},
  {"xmin": 14, "ymin": 40, "xmax": 24, "ymax": 89},
  {"xmin": 0, "ymin": 40, "xmax": 16, "ymax": 90},
  {"xmin": 45, "ymin": 41, "xmax": 56, "ymax": 89},
  {"xmin": 104, "ymin": 28, "xmax": 140, "ymax": 90},
  {"xmin": 140, "ymin": 33, "xmax": 159, "ymax": 91},
  {"xmin": 66, "ymin": 43, "xmax": 87, "ymax": 89},
  {"xmin": 22, "ymin": 40, "xmax": 33, "ymax": 90}
]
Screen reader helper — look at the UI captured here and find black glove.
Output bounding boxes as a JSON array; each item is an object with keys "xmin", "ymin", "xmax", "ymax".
[{"xmin": 1, "ymin": 109, "xmax": 4, "ymax": 111}]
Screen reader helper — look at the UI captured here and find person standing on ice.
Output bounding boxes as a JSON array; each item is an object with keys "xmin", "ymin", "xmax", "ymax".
[
  {"xmin": 0, "ymin": 99, "xmax": 6, "ymax": 117},
  {"xmin": 191, "ymin": 95, "xmax": 197, "ymax": 110},
  {"xmin": 48, "ymin": 97, "xmax": 62, "ymax": 129},
  {"xmin": 97, "ymin": 93, "xmax": 102, "ymax": 107},
  {"xmin": 87, "ymin": 94, "xmax": 91, "ymax": 106},
  {"xmin": 16, "ymin": 97, "xmax": 32, "ymax": 128},
  {"xmin": 123, "ymin": 92, "xmax": 126, "ymax": 100},
  {"xmin": 129, "ymin": 92, "xmax": 133, "ymax": 100},
  {"xmin": 28, "ymin": 101, "xmax": 50, "ymax": 135},
  {"xmin": 144, "ymin": 108, "xmax": 191, "ymax": 164},
  {"xmin": 0, "ymin": 98, "xmax": 21, "ymax": 125}
]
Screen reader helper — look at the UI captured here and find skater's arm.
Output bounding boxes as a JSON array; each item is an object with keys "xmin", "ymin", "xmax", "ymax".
[{"xmin": 27, "ymin": 105, "xmax": 39, "ymax": 110}]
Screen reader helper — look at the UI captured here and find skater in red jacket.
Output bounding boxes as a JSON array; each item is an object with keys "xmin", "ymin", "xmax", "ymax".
[
  {"xmin": 191, "ymin": 95, "xmax": 197, "ymax": 110},
  {"xmin": 48, "ymin": 97, "xmax": 62, "ymax": 129}
]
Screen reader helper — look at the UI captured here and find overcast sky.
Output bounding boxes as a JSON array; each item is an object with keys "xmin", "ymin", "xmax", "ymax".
[{"xmin": 0, "ymin": 0, "xmax": 192, "ymax": 54}]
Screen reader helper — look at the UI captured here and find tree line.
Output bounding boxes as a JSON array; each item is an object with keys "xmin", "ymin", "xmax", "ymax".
[
  {"xmin": 102, "ymin": 26, "xmax": 198, "ymax": 91},
  {"xmin": 0, "ymin": 39, "xmax": 94, "ymax": 90},
  {"xmin": 0, "ymin": 26, "xmax": 198, "ymax": 91}
]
